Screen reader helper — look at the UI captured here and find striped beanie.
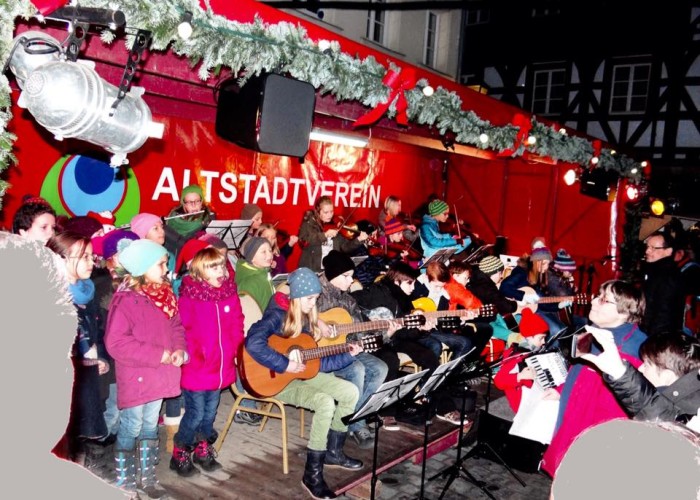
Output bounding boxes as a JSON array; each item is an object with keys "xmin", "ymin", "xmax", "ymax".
[
  {"xmin": 553, "ymin": 248, "xmax": 577, "ymax": 272},
  {"xmin": 478, "ymin": 255, "xmax": 504, "ymax": 276},
  {"xmin": 428, "ymin": 199, "xmax": 449, "ymax": 216},
  {"xmin": 384, "ymin": 218, "xmax": 405, "ymax": 236}
]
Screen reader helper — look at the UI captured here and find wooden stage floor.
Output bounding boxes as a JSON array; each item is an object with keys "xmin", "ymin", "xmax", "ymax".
[{"xmin": 157, "ymin": 387, "xmax": 467, "ymax": 499}]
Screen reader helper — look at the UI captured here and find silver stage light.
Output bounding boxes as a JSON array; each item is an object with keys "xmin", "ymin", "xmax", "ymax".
[{"xmin": 9, "ymin": 31, "xmax": 163, "ymax": 166}]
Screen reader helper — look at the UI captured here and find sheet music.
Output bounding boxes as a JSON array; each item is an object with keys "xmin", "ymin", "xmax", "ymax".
[
  {"xmin": 508, "ymin": 384, "xmax": 559, "ymax": 444},
  {"xmin": 206, "ymin": 219, "xmax": 252, "ymax": 249}
]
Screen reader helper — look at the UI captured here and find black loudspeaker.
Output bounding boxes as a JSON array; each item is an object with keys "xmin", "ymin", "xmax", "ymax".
[
  {"xmin": 579, "ymin": 168, "xmax": 619, "ymax": 201},
  {"xmin": 493, "ymin": 235, "xmax": 507, "ymax": 256},
  {"xmin": 215, "ymin": 73, "xmax": 316, "ymax": 157},
  {"xmin": 479, "ymin": 411, "xmax": 547, "ymax": 473}
]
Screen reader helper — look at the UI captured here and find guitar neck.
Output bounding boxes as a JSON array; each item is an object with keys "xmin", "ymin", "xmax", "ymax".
[
  {"xmin": 423, "ymin": 306, "xmax": 491, "ymax": 319},
  {"xmin": 332, "ymin": 317, "xmax": 417, "ymax": 335},
  {"xmin": 538, "ymin": 295, "xmax": 575, "ymax": 304},
  {"xmin": 299, "ymin": 343, "xmax": 352, "ymax": 362}
]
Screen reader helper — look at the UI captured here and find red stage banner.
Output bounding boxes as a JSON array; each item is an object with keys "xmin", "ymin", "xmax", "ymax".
[{"xmin": 1, "ymin": 105, "xmax": 443, "ymax": 240}]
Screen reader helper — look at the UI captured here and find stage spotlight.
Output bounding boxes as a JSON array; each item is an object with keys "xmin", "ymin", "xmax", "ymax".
[
  {"xmin": 625, "ymin": 185, "xmax": 639, "ymax": 201},
  {"xmin": 563, "ymin": 168, "xmax": 577, "ymax": 186},
  {"xmin": 579, "ymin": 168, "xmax": 618, "ymax": 201},
  {"xmin": 9, "ymin": 31, "xmax": 163, "ymax": 166},
  {"xmin": 650, "ymin": 199, "xmax": 665, "ymax": 216}
]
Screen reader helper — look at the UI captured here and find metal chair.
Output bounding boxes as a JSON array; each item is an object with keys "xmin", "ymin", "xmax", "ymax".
[{"xmin": 214, "ymin": 292, "xmax": 304, "ymax": 474}]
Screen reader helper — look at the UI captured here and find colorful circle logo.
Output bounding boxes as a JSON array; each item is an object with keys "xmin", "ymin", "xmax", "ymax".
[{"xmin": 40, "ymin": 154, "xmax": 140, "ymax": 226}]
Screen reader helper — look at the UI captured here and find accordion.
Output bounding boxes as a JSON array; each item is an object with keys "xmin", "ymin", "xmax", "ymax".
[{"xmin": 523, "ymin": 351, "xmax": 568, "ymax": 389}]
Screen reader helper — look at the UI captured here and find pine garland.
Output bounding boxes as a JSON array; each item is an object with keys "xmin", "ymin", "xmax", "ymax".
[{"xmin": 0, "ymin": 0, "xmax": 645, "ymax": 208}]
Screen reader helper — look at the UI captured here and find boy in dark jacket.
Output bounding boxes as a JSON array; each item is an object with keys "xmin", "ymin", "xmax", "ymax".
[{"xmin": 581, "ymin": 328, "xmax": 700, "ymax": 423}]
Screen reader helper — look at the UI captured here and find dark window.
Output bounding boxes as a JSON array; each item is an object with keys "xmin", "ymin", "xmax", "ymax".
[
  {"xmin": 532, "ymin": 68, "xmax": 567, "ymax": 115},
  {"xmin": 610, "ymin": 63, "xmax": 650, "ymax": 114},
  {"xmin": 366, "ymin": 0, "xmax": 386, "ymax": 44}
]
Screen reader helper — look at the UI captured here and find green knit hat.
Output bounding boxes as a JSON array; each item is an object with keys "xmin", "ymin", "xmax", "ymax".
[
  {"xmin": 180, "ymin": 184, "xmax": 204, "ymax": 203},
  {"xmin": 428, "ymin": 199, "xmax": 449, "ymax": 216}
]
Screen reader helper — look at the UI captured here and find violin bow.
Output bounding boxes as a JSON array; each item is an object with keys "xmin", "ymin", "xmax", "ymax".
[{"xmin": 453, "ymin": 203, "xmax": 462, "ymax": 240}]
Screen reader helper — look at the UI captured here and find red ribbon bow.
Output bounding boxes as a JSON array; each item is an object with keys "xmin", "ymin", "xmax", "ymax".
[
  {"xmin": 592, "ymin": 139, "xmax": 602, "ymax": 159},
  {"xmin": 497, "ymin": 113, "xmax": 532, "ymax": 157},
  {"xmin": 353, "ymin": 68, "xmax": 417, "ymax": 128},
  {"xmin": 32, "ymin": 0, "xmax": 69, "ymax": 16}
]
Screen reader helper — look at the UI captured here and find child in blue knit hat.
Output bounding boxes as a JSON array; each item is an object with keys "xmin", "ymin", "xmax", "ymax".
[{"xmin": 106, "ymin": 239, "xmax": 188, "ymax": 496}]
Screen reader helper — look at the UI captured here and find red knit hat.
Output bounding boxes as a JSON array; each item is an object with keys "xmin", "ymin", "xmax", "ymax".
[
  {"xmin": 384, "ymin": 218, "xmax": 405, "ymax": 236},
  {"xmin": 519, "ymin": 309, "xmax": 549, "ymax": 337},
  {"xmin": 175, "ymin": 239, "xmax": 209, "ymax": 275}
]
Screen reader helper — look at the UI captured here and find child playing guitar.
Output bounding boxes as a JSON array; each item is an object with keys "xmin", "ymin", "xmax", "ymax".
[{"xmin": 244, "ymin": 267, "xmax": 363, "ymax": 499}]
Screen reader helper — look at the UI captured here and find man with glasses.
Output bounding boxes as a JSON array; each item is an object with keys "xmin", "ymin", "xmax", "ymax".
[{"xmin": 642, "ymin": 231, "xmax": 684, "ymax": 336}]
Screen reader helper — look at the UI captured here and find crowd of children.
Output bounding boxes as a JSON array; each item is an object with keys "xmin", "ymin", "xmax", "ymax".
[{"xmin": 7, "ymin": 189, "xmax": 700, "ymax": 499}]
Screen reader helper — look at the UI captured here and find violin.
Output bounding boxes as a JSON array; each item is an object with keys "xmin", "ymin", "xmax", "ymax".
[
  {"xmin": 367, "ymin": 240, "xmax": 422, "ymax": 262},
  {"xmin": 387, "ymin": 241, "xmax": 422, "ymax": 262},
  {"xmin": 395, "ymin": 211, "xmax": 420, "ymax": 231},
  {"xmin": 438, "ymin": 218, "xmax": 485, "ymax": 247}
]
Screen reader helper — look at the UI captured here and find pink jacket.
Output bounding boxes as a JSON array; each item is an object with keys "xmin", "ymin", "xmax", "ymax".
[
  {"xmin": 178, "ymin": 275, "xmax": 244, "ymax": 391},
  {"xmin": 106, "ymin": 290, "xmax": 187, "ymax": 410}
]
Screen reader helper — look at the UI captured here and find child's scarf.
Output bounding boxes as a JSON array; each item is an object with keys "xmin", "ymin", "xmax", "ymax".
[
  {"xmin": 69, "ymin": 278, "xmax": 95, "ymax": 306},
  {"xmin": 141, "ymin": 282, "xmax": 178, "ymax": 318}
]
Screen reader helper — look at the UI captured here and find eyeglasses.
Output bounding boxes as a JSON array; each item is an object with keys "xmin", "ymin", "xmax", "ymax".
[
  {"xmin": 594, "ymin": 293, "xmax": 617, "ymax": 305},
  {"xmin": 183, "ymin": 199, "xmax": 202, "ymax": 206},
  {"xmin": 645, "ymin": 245, "xmax": 666, "ymax": 250},
  {"xmin": 67, "ymin": 253, "xmax": 98, "ymax": 263}
]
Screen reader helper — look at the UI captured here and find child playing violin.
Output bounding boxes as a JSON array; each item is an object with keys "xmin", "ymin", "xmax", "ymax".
[
  {"xmin": 418, "ymin": 199, "xmax": 470, "ymax": 259},
  {"xmin": 378, "ymin": 195, "xmax": 418, "ymax": 242},
  {"xmin": 298, "ymin": 196, "xmax": 369, "ymax": 273}
]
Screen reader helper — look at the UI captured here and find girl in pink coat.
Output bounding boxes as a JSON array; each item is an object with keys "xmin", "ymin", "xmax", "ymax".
[
  {"xmin": 170, "ymin": 247, "xmax": 244, "ymax": 476},
  {"xmin": 106, "ymin": 239, "xmax": 187, "ymax": 496}
]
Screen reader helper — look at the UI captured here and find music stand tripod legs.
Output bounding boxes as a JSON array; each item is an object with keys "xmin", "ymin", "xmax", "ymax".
[{"xmin": 431, "ymin": 361, "xmax": 526, "ymax": 499}]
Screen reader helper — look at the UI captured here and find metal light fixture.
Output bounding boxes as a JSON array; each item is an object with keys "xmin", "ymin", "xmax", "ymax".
[
  {"xmin": 8, "ymin": 31, "xmax": 163, "ymax": 167},
  {"xmin": 563, "ymin": 168, "xmax": 577, "ymax": 186},
  {"xmin": 309, "ymin": 128, "xmax": 368, "ymax": 148},
  {"xmin": 650, "ymin": 199, "xmax": 665, "ymax": 216}
]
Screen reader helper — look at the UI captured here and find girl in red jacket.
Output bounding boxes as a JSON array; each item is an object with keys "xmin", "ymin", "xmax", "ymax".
[{"xmin": 170, "ymin": 248, "xmax": 244, "ymax": 476}]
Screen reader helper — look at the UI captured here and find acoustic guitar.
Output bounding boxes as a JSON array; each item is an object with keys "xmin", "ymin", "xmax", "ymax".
[
  {"xmin": 318, "ymin": 307, "xmax": 428, "ymax": 349},
  {"xmin": 411, "ymin": 297, "xmax": 497, "ymax": 329},
  {"xmin": 515, "ymin": 286, "xmax": 589, "ymax": 314},
  {"xmin": 241, "ymin": 335, "xmax": 358, "ymax": 398}
]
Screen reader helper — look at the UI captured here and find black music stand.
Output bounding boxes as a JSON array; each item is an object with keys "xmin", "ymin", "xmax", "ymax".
[
  {"xmin": 206, "ymin": 219, "xmax": 252, "ymax": 255},
  {"xmin": 420, "ymin": 248, "xmax": 456, "ymax": 269},
  {"xmin": 412, "ymin": 351, "xmax": 473, "ymax": 500},
  {"xmin": 343, "ymin": 370, "xmax": 429, "ymax": 500},
  {"xmin": 431, "ymin": 359, "xmax": 526, "ymax": 500},
  {"xmin": 453, "ymin": 243, "xmax": 495, "ymax": 265}
]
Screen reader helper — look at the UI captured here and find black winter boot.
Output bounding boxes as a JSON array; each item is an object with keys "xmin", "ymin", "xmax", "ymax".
[
  {"xmin": 83, "ymin": 439, "xmax": 113, "ymax": 480},
  {"xmin": 137, "ymin": 439, "xmax": 169, "ymax": 498},
  {"xmin": 169, "ymin": 444, "xmax": 200, "ymax": 477},
  {"xmin": 301, "ymin": 449, "xmax": 337, "ymax": 500},
  {"xmin": 324, "ymin": 430, "xmax": 363, "ymax": 470},
  {"xmin": 113, "ymin": 449, "xmax": 138, "ymax": 494},
  {"xmin": 192, "ymin": 438, "xmax": 222, "ymax": 472}
]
